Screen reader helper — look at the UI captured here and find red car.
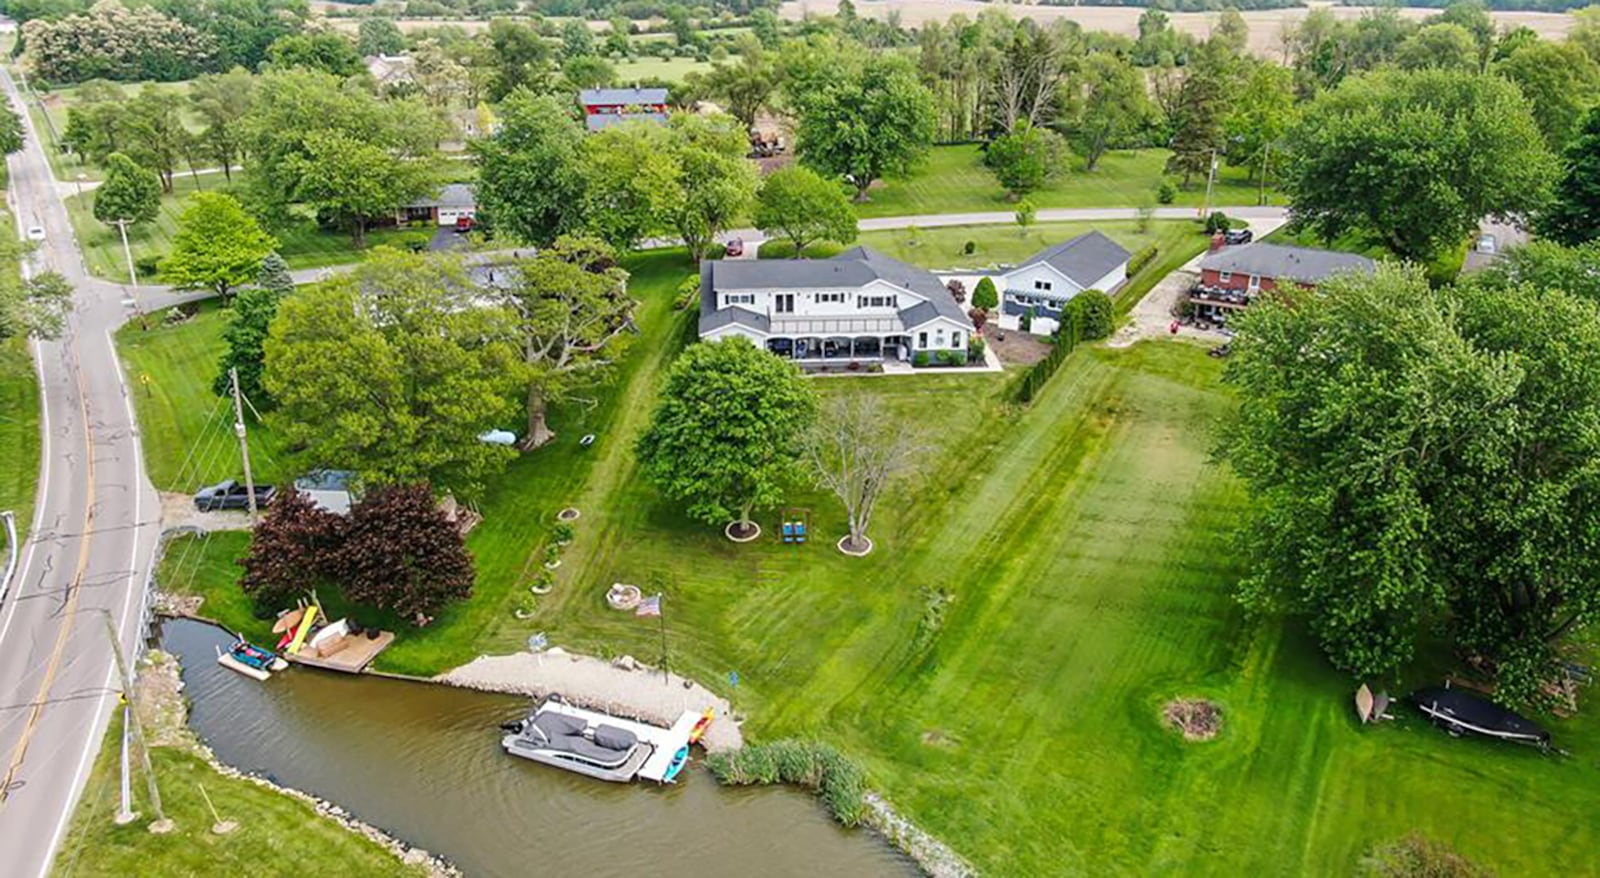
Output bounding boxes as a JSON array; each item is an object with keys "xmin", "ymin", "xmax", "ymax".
[{"xmin": 455, "ymin": 215, "xmax": 475, "ymax": 233}]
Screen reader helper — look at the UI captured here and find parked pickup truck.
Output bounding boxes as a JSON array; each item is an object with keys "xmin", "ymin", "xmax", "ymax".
[{"xmin": 194, "ymin": 479, "xmax": 277, "ymax": 512}]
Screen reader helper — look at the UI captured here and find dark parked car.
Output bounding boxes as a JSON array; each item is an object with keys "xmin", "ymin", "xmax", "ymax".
[
  {"xmin": 1223, "ymin": 229, "xmax": 1253, "ymax": 245},
  {"xmin": 1208, "ymin": 343, "xmax": 1233, "ymax": 359},
  {"xmin": 194, "ymin": 479, "xmax": 277, "ymax": 512}
]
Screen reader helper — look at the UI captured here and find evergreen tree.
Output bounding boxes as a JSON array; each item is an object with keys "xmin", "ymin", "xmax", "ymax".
[{"xmin": 1538, "ymin": 106, "xmax": 1600, "ymax": 246}]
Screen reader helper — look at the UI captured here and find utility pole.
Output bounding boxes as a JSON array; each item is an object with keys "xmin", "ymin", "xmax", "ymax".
[
  {"xmin": 229, "ymin": 368, "xmax": 259, "ymax": 523},
  {"xmin": 1203, "ymin": 147, "xmax": 1222, "ymax": 219},
  {"xmin": 113, "ymin": 218, "xmax": 143, "ymax": 320},
  {"xmin": 102, "ymin": 613, "xmax": 169, "ymax": 832},
  {"xmin": 114, "ymin": 705, "xmax": 134, "ymax": 825}
]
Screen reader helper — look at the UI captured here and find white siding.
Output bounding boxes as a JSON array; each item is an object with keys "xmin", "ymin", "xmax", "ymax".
[
  {"xmin": 999, "ymin": 263, "xmax": 1082, "ymax": 301},
  {"xmin": 714, "ymin": 279, "xmax": 923, "ymax": 320},
  {"xmin": 1086, "ymin": 262, "xmax": 1127, "ymax": 294}
]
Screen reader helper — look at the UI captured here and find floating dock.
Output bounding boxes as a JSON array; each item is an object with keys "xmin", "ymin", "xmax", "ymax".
[{"xmin": 536, "ymin": 700, "xmax": 701, "ymax": 783}]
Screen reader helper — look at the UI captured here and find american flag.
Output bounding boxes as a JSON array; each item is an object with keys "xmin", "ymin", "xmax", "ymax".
[{"xmin": 636, "ymin": 594, "xmax": 662, "ymax": 617}]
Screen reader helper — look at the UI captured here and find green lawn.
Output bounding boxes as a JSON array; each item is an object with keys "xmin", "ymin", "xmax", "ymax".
[
  {"xmin": 64, "ymin": 172, "xmax": 419, "ymax": 282},
  {"xmin": 0, "ymin": 338, "xmax": 38, "ymax": 544},
  {"xmin": 614, "ymin": 55, "xmax": 717, "ymax": 83},
  {"xmin": 116, "ymin": 300, "xmax": 293, "ymax": 494},
  {"xmin": 54, "ymin": 714, "xmax": 426, "ymax": 878},
  {"xmin": 0, "ymin": 204, "xmax": 37, "ymax": 544},
  {"xmin": 137, "ymin": 242, "xmax": 1600, "ymax": 875},
  {"xmin": 857, "ymin": 144, "xmax": 1282, "ymax": 219}
]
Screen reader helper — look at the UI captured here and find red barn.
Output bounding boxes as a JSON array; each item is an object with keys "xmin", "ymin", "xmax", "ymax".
[{"xmin": 579, "ymin": 87, "xmax": 670, "ymax": 132}]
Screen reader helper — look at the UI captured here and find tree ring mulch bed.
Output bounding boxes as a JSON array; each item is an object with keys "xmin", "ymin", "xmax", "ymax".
[
  {"xmin": 725, "ymin": 521, "xmax": 762, "ymax": 542},
  {"xmin": 557, "ymin": 507, "xmax": 581, "ymax": 521},
  {"xmin": 837, "ymin": 535, "xmax": 874, "ymax": 557},
  {"xmin": 1163, "ymin": 698, "xmax": 1222, "ymax": 741}
]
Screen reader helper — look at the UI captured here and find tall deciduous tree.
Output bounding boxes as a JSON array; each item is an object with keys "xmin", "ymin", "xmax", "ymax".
[
  {"xmin": 357, "ymin": 17, "xmax": 405, "ymax": 57},
  {"xmin": 266, "ymin": 31, "xmax": 364, "ymax": 77},
  {"xmin": 754, "ymin": 165, "xmax": 858, "ymax": 257},
  {"xmin": 264, "ymin": 249, "xmax": 524, "ymax": 498},
  {"xmin": 92, "ymin": 152, "xmax": 161, "ymax": 227},
  {"xmin": 161, "ymin": 192, "xmax": 277, "ymax": 298},
  {"xmin": 687, "ymin": 36, "xmax": 777, "ymax": 129},
  {"xmin": 1496, "ymin": 40, "xmax": 1600, "ymax": 151},
  {"xmin": 122, "ymin": 87, "xmax": 191, "ymax": 193},
  {"xmin": 498, "ymin": 235, "xmax": 635, "ymax": 448},
  {"xmin": 792, "ymin": 53, "xmax": 936, "ymax": 202},
  {"xmin": 338, "ymin": 483, "xmax": 475, "ymax": 623},
  {"xmin": 0, "ymin": 103, "xmax": 23, "ymax": 156},
  {"xmin": 190, "ymin": 66, "xmax": 255, "ymax": 182},
  {"xmin": 1395, "ymin": 23, "xmax": 1479, "ymax": 72},
  {"xmin": 1067, "ymin": 53, "xmax": 1155, "ymax": 172},
  {"xmin": 636, "ymin": 338, "xmax": 817, "ymax": 536},
  {"xmin": 472, "ymin": 89, "xmax": 588, "ymax": 247},
  {"xmin": 1283, "ymin": 69, "xmax": 1555, "ymax": 262},
  {"xmin": 288, "ymin": 131, "xmax": 427, "ymax": 246},
  {"xmin": 212, "ymin": 282, "xmax": 281, "ymax": 410},
  {"xmin": 805, "ymin": 394, "xmax": 919, "ymax": 554},
  {"xmin": 985, "ymin": 119, "xmax": 1065, "ymax": 200},
  {"xmin": 581, "ymin": 120, "xmax": 680, "ymax": 250},
  {"xmin": 1221, "ymin": 264, "xmax": 1600, "ymax": 702},
  {"xmin": 661, "ymin": 113, "xmax": 759, "ymax": 263},
  {"xmin": 1225, "ymin": 63, "xmax": 1297, "ymax": 205},
  {"xmin": 1538, "ymin": 106, "xmax": 1600, "ymax": 246},
  {"xmin": 0, "ymin": 266, "xmax": 71, "ymax": 342}
]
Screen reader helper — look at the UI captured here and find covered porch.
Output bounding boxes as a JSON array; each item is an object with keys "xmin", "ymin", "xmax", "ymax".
[{"xmin": 766, "ymin": 334, "xmax": 911, "ymax": 363}]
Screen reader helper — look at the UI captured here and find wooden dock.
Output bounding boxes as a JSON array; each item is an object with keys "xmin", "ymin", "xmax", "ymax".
[{"xmin": 285, "ymin": 630, "xmax": 395, "ymax": 673}]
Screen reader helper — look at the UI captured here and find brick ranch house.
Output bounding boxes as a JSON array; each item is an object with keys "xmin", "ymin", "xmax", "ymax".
[{"xmin": 1190, "ymin": 242, "xmax": 1376, "ymax": 325}]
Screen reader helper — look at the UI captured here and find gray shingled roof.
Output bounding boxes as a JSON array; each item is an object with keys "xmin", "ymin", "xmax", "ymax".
[
  {"xmin": 585, "ymin": 112, "xmax": 669, "ymax": 131},
  {"xmin": 1014, "ymin": 231, "xmax": 1131, "ymax": 288},
  {"xmin": 580, "ymin": 88, "xmax": 670, "ymax": 106},
  {"xmin": 698, "ymin": 246, "xmax": 973, "ymax": 336},
  {"xmin": 1198, "ymin": 243, "xmax": 1375, "ymax": 284},
  {"xmin": 408, "ymin": 183, "xmax": 475, "ymax": 209}
]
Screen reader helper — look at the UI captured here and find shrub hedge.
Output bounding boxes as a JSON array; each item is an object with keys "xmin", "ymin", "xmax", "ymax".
[
  {"xmin": 1127, "ymin": 244, "xmax": 1158, "ymax": 276},
  {"xmin": 1016, "ymin": 308, "xmax": 1079, "ymax": 404}
]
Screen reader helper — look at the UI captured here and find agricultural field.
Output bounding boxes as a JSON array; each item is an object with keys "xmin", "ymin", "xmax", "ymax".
[
  {"xmin": 144, "ymin": 238, "xmax": 1600, "ymax": 876},
  {"xmin": 858, "ymin": 144, "xmax": 1282, "ymax": 219}
]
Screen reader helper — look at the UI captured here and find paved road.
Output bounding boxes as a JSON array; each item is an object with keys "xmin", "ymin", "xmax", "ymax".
[{"xmin": 0, "ymin": 62, "xmax": 161, "ymax": 878}]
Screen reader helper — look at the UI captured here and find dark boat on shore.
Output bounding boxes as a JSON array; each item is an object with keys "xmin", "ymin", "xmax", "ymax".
[{"xmin": 1408, "ymin": 685, "xmax": 1550, "ymax": 747}]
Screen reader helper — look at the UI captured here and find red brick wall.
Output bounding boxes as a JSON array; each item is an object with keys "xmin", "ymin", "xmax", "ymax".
[{"xmin": 1199, "ymin": 268, "xmax": 1280, "ymax": 292}]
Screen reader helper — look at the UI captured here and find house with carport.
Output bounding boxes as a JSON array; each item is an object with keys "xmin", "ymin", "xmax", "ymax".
[{"xmin": 698, "ymin": 246, "xmax": 974, "ymax": 368}]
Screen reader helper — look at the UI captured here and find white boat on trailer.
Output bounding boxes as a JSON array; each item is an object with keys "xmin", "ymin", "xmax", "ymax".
[{"xmin": 500, "ymin": 697, "xmax": 704, "ymax": 783}]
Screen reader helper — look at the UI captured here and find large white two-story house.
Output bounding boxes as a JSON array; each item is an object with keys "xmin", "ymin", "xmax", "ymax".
[
  {"xmin": 698, "ymin": 246, "xmax": 975, "ymax": 364},
  {"xmin": 997, "ymin": 231, "xmax": 1131, "ymax": 335}
]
